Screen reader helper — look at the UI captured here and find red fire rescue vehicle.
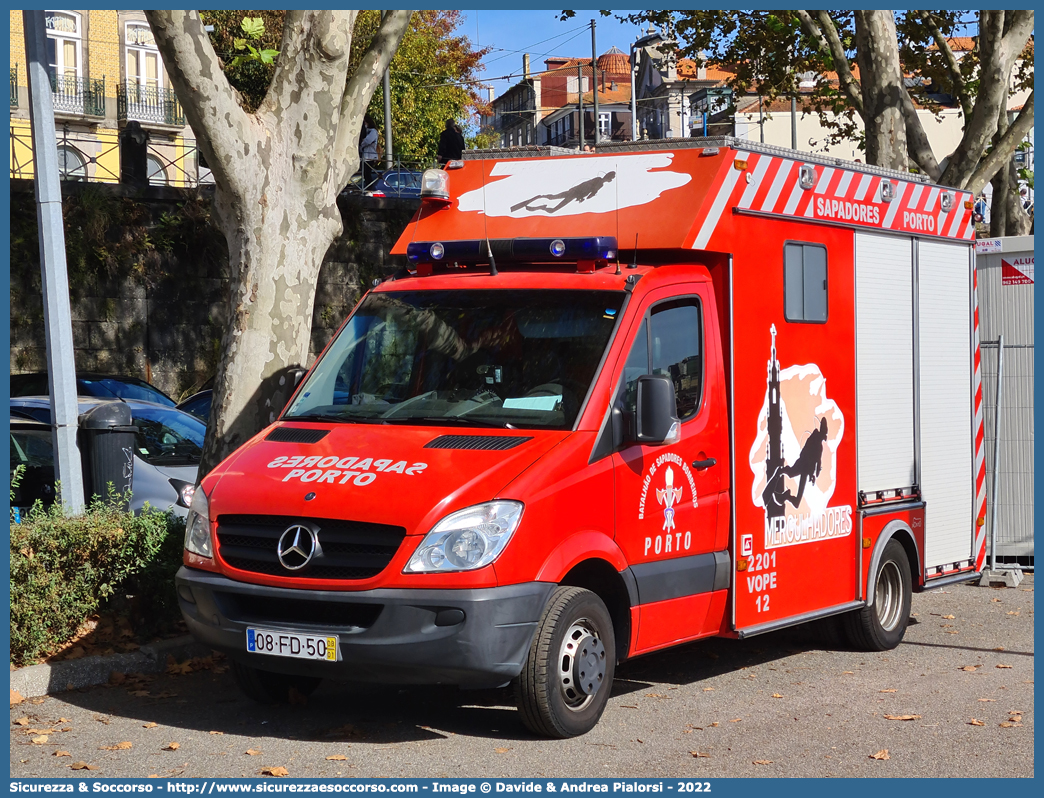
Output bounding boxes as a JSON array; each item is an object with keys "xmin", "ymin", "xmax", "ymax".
[{"xmin": 177, "ymin": 139, "xmax": 987, "ymax": 738}]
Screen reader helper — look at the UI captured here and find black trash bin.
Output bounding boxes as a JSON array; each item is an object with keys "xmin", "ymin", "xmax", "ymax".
[{"xmin": 79, "ymin": 403, "xmax": 138, "ymax": 505}]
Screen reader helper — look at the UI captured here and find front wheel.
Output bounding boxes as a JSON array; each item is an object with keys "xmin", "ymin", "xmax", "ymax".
[
  {"xmin": 514, "ymin": 587, "xmax": 616, "ymax": 738},
  {"xmin": 844, "ymin": 539, "xmax": 912, "ymax": 651}
]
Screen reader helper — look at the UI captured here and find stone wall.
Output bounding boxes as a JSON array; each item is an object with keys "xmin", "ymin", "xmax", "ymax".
[{"xmin": 9, "ymin": 180, "xmax": 417, "ymax": 401}]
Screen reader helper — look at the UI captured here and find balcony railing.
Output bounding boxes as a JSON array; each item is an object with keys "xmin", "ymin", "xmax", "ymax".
[
  {"xmin": 10, "ymin": 66, "xmax": 17, "ymax": 108},
  {"xmin": 50, "ymin": 73, "xmax": 105, "ymax": 117},
  {"xmin": 117, "ymin": 82, "xmax": 185, "ymax": 127}
]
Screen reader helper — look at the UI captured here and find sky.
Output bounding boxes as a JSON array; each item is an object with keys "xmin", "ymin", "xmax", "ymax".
[{"xmin": 460, "ymin": 10, "xmax": 650, "ymax": 101}]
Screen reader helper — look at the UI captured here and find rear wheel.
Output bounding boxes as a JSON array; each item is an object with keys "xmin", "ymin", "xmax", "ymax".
[
  {"xmin": 844, "ymin": 539, "xmax": 912, "ymax": 651},
  {"xmin": 231, "ymin": 660, "xmax": 322, "ymax": 705},
  {"xmin": 514, "ymin": 587, "xmax": 616, "ymax": 738}
]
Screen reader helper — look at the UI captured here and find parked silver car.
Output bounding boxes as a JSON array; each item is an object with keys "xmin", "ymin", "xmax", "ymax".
[{"xmin": 9, "ymin": 397, "xmax": 203, "ymax": 517}]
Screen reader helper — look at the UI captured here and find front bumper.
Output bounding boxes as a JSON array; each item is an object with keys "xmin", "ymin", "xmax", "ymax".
[{"xmin": 176, "ymin": 567, "xmax": 554, "ymax": 687}]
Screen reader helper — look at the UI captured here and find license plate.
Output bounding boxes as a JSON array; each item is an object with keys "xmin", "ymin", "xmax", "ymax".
[{"xmin": 246, "ymin": 628, "xmax": 339, "ymax": 661}]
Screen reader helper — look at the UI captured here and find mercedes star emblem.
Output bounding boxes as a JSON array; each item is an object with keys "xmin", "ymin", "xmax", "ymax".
[{"xmin": 277, "ymin": 524, "xmax": 317, "ymax": 571}]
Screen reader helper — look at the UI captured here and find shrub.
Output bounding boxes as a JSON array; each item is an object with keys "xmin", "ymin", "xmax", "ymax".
[{"xmin": 9, "ymin": 493, "xmax": 186, "ymax": 667}]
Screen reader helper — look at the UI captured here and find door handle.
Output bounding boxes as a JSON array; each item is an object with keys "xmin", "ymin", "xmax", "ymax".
[{"xmin": 692, "ymin": 457, "xmax": 717, "ymax": 470}]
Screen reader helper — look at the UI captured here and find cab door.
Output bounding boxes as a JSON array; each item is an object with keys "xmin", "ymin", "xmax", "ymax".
[{"xmin": 611, "ymin": 282, "xmax": 729, "ymax": 653}]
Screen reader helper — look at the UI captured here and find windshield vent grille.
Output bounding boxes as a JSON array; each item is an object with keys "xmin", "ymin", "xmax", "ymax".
[
  {"xmin": 424, "ymin": 434, "xmax": 533, "ymax": 451},
  {"xmin": 265, "ymin": 427, "xmax": 330, "ymax": 444}
]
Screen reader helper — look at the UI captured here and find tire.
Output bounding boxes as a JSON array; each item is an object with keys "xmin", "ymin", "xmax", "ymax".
[
  {"xmin": 514, "ymin": 586, "xmax": 616, "ymax": 738},
  {"xmin": 231, "ymin": 660, "xmax": 322, "ymax": 705},
  {"xmin": 844, "ymin": 539, "xmax": 912, "ymax": 651}
]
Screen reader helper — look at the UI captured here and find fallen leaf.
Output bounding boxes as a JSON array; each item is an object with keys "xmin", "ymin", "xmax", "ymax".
[
  {"xmin": 143, "ymin": 722, "xmax": 158, "ymax": 729},
  {"xmin": 10, "ymin": 691, "xmax": 25, "ymax": 706},
  {"xmin": 645, "ymin": 693, "xmax": 665, "ymax": 698},
  {"xmin": 729, "ymin": 718, "xmax": 742, "ymax": 723},
  {"xmin": 209, "ymin": 731, "xmax": 224, "ymax": 735},
  {"xmin": 709, "ymin": 722, "xmax": 720, "ymax": 727},
  {"xmin": 494, "ymin": 747, "xmax": 511, "ymax": 754},
  {"xmin": 968, "ymin": 719, "xmax": 986, "ymax": 726},
  {"xmin": 1007, "ymin": 611, "xmax": 1020, "ymax": 616},
  {"xmin": 325, "ymin": 754, "xmax": 347, "ymax": 761},
  {"xmin": 13, "ymin": 717, "xmax": 30, "ymax": 726},
  {"xmin": 999, "ymin": 722, "xmax": 1020, "ymax": 728},
  {"xmin": 31, "ymin": 735, "xmax": 48, "ymax": 744},
  {"xmin": 702, "ymin": 687, "xmax": 714, "ymax": 692},
  {"xmin": 960, "ymin": 666, "xmax": 980, "ymax": 672},
  {"xmin": 869, "ymin": 749, "xmax": 890, "ymax": 760},
  {"xmin": 53, "ymin": 751, "xmax": 71, "ymax": 757},
  {"xmin": 771, "ymin": 693, "xmax": 784, "ymax": 698},
  {"xmin": 993, "ymin": 647, "xmax": 1006, "ymax": 651},
  {"xmin": 100, "ymin": 741, "xmax": 132, "ymax": 751},
  {"xmin": 260, "ymin": 766, "xmax": 289, "ymax": 777},
  {"xmin": 162, "ymin": 742, "xmax": 180, "ymax": 751},
  {"xmin": 753, "ymin": 759, "xmax": 773, "ymax": 765},
  {"xmin": 884, "ymin": 714, "xmax": 921, "ymax": 721},
  {"xmin": 690, "ymin": 751, "xmax": 711, "ymax": 758},
  {"xmin": 996, "ymin": 664, "xmax": 1012, "ymax": 669},
  {"xmin": 59, "ymin": 718, "xmax": 70, "ymax": 723},
  {"xmin": 109, "ymin": 672, "xmax": 126, "ymax": 685},
  {"xmin": 69, "ymin": 762, "xmax": 100, "ymax": 771},
  {"xmin": 842, "ymin": 671, "xmax": 854, "ymax": 674},
  {"xmin": 942, "ymin": 614, "xmax": 955, "ymax": 620},
  {"xmin": 246, "ymin": 749, "xmax": 262, "ymax": 756},
  {"xmin": 978, "ymin": 698, "xmax": 996, "ymax": 702},
  {"xmin": 879, "ymin": 689, "xmax": 898, "ymax": 693},
  {"xmin": 991, "ymin": 598, "xmax": 1002, "ymax": 602}
]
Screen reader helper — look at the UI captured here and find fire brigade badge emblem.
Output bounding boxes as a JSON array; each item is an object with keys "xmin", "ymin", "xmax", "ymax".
[
  {"xmin": 656, "ymin": 466, "xmax": 684, "ymax": 531},
  {"xmin": 749, "ymin": 325, "xmax": 852, "ymax": 549}
]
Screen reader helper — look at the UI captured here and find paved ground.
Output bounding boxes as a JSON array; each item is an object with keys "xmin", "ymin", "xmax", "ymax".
[{"xmin": 11, "ymin": 575, "xmax": 1033, "ymax": 779}]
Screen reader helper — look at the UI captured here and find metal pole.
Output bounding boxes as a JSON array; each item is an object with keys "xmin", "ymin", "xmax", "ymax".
[
  {"xmin": 791, "ymin": 95, "xmax": 797, "ymax": 149},
  {"xmin": 23, "ymin": 10, "xmax": 85, "ymax": 514},
  {"xmin": 382, "ymin": 10, "xmax": 393, "ymax": 170},
  {"xmin": 577, "ymin": 64, "xmax": 584, "ymax": 150},
  {"xmin": 989, "ymin": 334, "xmax": 1004, "ymax": 572},
  {"xmin": 591, "ymin": 19, "xmax": 600, "ymax": 146},
  {"xmin": 629, "ymin": 44, "xmax": 638, "ymax": 141}
]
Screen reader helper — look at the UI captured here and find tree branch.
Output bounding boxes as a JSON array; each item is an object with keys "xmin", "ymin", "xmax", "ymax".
[
  {"xmin": 966, "ymin": 90, "xmax": 1034, "ymax": 196},
  {"xmin": 145, "ymin": 10, "xmax": 257, "ymax": 201},
  {"xmin": 333, "ymin": 9, "xmax": 413, "ymax": 186},
  {"xmin": 796, "ymin": 9, "xmax": 864, "ymax": 116},
  {"xmin": 899, "ymin": 84, "xmax": 941, "ymax": 180},
  {"xmin": 916, "ymin": 11, "xmax": 972, "ymax": 117}
]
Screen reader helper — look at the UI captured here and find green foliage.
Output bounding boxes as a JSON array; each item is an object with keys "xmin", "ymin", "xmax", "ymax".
[
  {"xmin": 10, "ymin": 493, "xmax": 186, "ymax": 666},
  {"xmin": 200, "ymin": 10, "xmax": 286, "ymax": 112},
  {"xmin": 350, "ymin": 11, "xmax": 491, "ymax": 164},
  {"xmin": 230, "ymin": 16, "xmax": 281, "ymax": 70}
]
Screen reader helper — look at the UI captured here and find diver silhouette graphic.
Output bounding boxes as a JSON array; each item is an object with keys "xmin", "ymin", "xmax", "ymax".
[{"xmin": 510, "ymin": 171, "xmax": 617, "ymax": 214}]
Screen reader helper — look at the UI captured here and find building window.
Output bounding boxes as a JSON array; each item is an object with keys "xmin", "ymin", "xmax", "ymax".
[
  {"xmin": 599, "ymin": 112, "xmax": 610, "ymax": 137},
  {"xmin": 45, "ymin": 11, "xmax": 82, "ymax": 81},
  {"xmin": 56, "ymin": 144, "xmax": 87, "ymax": 180},
  {"xmin": 147, "ymin": 154, "xmax": 167, "ymax": 185},
  {"xmin": 784, "ymin": 242, "xmax": 828, "ymax": 323},
  {"xmin": 125, "ymin": 22, "xmax": 162, "ymax": 91}
]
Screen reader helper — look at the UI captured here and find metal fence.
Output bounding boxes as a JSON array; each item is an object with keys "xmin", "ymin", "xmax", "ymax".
[
  {"xmin": 117, "ymin": 81, "xmax": 185, "ymax": 127},
  {"xmin": 977, "ymin": 254, "xmax": 1034, "ymax": 567}
]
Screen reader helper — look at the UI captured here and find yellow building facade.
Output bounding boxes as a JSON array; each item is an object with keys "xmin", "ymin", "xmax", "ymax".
[{"xmin": 10, "ymin": 9, "xmax": 206, "ymax": 186}]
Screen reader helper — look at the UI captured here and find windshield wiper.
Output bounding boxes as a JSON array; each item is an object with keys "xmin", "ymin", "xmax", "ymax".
[
  {"xmin": 384, "ymin": 415, "xmax": 514, "ymax": 429},
  {"xmin": 284, "ymin": 412, "xmax": 385, "ymax": 425}
]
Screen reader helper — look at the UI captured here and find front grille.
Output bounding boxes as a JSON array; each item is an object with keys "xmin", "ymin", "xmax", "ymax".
[
  {"xmin": 424, "ymin": 434, "xmax": 533, "ymax": 450},
  {"xmin": 213, "ymin": 591, "xmax": 383, "ymax": 630},
  {"xmin": 216, "ymin": 514, "xmax": 406, "ymax": 580}
]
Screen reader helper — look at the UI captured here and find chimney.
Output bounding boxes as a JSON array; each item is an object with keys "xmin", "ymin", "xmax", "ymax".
[
  {"xmin": 523, "ymin": 53, "xmax": 531, "ymax": 80},
  {"xmin": 487, "ymin": 87, "xmax": 495, "ymax": 103}
]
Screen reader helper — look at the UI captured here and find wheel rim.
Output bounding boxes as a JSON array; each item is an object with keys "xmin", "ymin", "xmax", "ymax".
[
  {"xmin": 875, "ymin": 561, "xmax": 904, "ymax": 632},
  {"xmin": 557, "ymin": 617, "xmax": 607, "ymax": 712}
]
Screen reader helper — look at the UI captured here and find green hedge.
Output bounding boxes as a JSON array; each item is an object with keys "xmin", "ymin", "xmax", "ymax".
[{"xmin": 10, "ymin": 494, "xmax": 186, "ymax": 667}]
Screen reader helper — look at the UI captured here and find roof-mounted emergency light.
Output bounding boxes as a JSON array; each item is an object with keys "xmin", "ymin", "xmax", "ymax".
[
  {"xmin": 420, "ymin": 169, "xmax": 451, "ymax": 202},
  {"xmin": 406, "ymin": 236, "xmax": 618, "ymax": 271}
]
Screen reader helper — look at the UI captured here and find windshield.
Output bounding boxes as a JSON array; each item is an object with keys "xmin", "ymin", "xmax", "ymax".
[
  {"xmin": 82, "ymin": 378, "xmax": 175, "ymax": 407},
  {"xmin": 131, "ymin": 406, "xmax": 205, "ymax": 466},
  {"xmin": 285, "ymin": 289, "xmax": 625, "ymax": 430}
]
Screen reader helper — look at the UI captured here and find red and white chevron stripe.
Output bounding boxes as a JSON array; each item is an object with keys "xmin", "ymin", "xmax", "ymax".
[
  {"xmin": 972, "ymin": 268, "xmax": 988, "ymax": 571},
  {"xmin": 694, "ymin": 151, "xmax": 974, "ymax": 249}
]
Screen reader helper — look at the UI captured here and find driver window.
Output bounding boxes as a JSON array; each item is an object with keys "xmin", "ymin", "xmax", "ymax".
[{"xmin": 650, "ymin": 299, "xmax": 703, "ymax": 419}]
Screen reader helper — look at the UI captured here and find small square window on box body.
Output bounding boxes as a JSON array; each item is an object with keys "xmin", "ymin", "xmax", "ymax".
[{"xmin": 784, "ymin": 242, "xmax": 828, "ymax": 322}]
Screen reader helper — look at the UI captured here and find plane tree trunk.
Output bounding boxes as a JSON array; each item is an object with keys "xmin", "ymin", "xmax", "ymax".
[{"xmin": 145, "ymin": 10, "xmax": 412, "ymax": 477}]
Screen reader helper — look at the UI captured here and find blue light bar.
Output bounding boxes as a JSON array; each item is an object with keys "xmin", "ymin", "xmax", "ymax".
[{"xmin": 406, "ymin": 237, "xmax": 618, "ymax": 266}]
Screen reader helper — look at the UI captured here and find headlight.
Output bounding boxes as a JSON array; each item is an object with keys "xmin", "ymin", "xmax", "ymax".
[
  {"xmin": 404, "ymin": 501, "xmax": 523, "ymax": 573},
  {"xmin": 184, "ymin": 487, "xmax": 212, "ymax": 559},
  {"xmin": 169, "ymin": 478, "xmax": 196, "ymax": 509}
]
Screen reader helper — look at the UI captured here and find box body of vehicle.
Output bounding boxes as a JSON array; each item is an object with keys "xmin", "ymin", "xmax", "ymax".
[{"xmin": 178, "ymin": 139, "xmax": 983, "ymax": 734}]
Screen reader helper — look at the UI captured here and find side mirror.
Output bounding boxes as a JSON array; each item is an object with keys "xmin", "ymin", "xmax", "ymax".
[{"xmin": 634, "ymin": 374, "xmax": 681, "ymax": 445}]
